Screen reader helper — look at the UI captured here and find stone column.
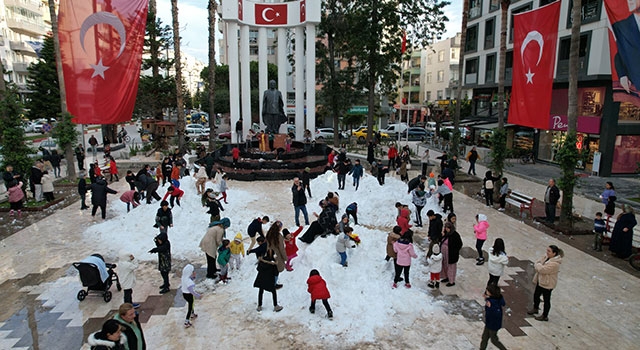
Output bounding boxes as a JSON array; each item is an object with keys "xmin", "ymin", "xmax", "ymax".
[
  {"xmin": 228, "ymin": 22, "xmax": 240, "ymax": 143},
  {"xmin": 294, "ymin": 26, "xmax": 305, "ymax": 137},
  {"xmin": 258, "ymin": 27, "xmax": 268, "ymax": 132},
  {"xmin": 305, "ymin": 23, "xmax": 316, "ymax": 139},
  {"xmin": 239, "ymin": 25, "xmax": 251, "ymax": 144}
]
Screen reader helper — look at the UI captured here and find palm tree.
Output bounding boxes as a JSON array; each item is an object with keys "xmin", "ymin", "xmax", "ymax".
[
  {"xmin": 208, "ymin": 0, "xmax": 218, "ymax": 150},
  {"xmin": 48, "ymin": 0, "xmax": 76, "ymax": 178},
  {"xmin": 559, "ymin": 0, "xmax": 582, "ymax": 227},
  {"xmin": 171, "ymin": 0, "xmax": 186, "ymax": 150},
  {"xmin": 453, "ymin": 0, "xmax": 469, "ymax": 157}
]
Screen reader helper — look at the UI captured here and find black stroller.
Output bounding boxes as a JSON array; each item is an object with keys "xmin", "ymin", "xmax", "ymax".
[{"xmin": 73, "ymin": 254, "xmax": 121, "ymax": 302}]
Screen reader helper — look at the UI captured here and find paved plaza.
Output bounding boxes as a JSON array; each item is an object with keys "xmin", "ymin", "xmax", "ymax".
[{"xmin": 0, "ymin": 150, "xmax": 639, "ymax": 350}]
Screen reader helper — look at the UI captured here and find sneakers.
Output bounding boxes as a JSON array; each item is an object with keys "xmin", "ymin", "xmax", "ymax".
[
  {"xmin": 535, "ymin": 315, "xmax": 549, "ymax": 321},
  {"xmin": 256, "ymin": 305, "xmax": 263, "ymax": 312},
  {"xmin": 404, "ymin": 283, "xmax": 411, "ymax": 289},
  {"xmin": 132, "ymin": 303, "xmax": 141, "ymax": 309},
  {"xmin": 9, "ymin": 210, "xmax": 14, "ymax": 217},
  {"xmin": 446, "ymin": 282, "xmax": 456, "ymax": 287},
  {"xmin": 327, "ymin": 310, "xmax": 333, "ymax": 319},
  {"xmin": 190, "ymin": 313, "xmax": 198, "ymax": 319},
  {"xmin": 427, "ymin": 282, "xmax": 435, "ymax": 289},
  {"xmin": 435, "ymin": 282, "xmax": 440, "ymax": 289},
  {"xmin": 184, "ymin": 320, "xmax": 192, "ymax": 328},
  {"xmin": 275, "ymin": 284, "xmax": 283, "ymax": 290},
  {"xmin": 476, "ymin": 260, "xmax": 485, "ymax": 266},
  {"xmin": 392, "ymin": 283, "xmax": 398, "ymax": 289},
  {"xmin": 498, "ymin": 208, "xmax": 505, "ymax": 212},
  {"xmin": 309, "ymin": 306, "xmax": 315, "ymax": 314},
  {"xmin": 441, "ymin": 278, "xmax": 449, "ymax": 283},
  {"xmin": 159, "ymin": 287, "xmax": 170, "ymax": 294},
  {"xmin": 274, "ymin": 305, "xmax": 283, "ymax": 312},
  {"xmin": 527, "ymin": 309, "xmax": 539, "ymax": 315}
]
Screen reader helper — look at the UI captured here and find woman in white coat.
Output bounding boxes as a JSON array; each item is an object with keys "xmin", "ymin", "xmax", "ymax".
[
  {"xmin": 487, "ymin": 238, "xmax": 508, "ymax": 286},
  {"xmin": 118, "ymin": 250, "xmax": 139, "ymax": 307}
]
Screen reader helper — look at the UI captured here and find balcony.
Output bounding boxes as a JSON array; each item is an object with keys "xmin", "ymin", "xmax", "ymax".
[
  {"xmin": 6, "ymin": 18, "xmax": 47, "ymax": 36},
  {"xmin": 4, "ymin": 0, "xmax": 42, "ymax": 14},
  {"xmin": 12, "ymin": 62, "xmax": 29, "ymax": 73},
  {"xmin": 9, "ymin": 41, "xmax": 37, "ymax": 56}
]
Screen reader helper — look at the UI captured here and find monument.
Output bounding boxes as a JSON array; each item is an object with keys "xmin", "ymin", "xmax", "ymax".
[{"xmin": 262, "ymin": 80, "xmax": 286, "ymax": 134}]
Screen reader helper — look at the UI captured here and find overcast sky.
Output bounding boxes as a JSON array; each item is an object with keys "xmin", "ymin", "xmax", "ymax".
[{"xmin": 156, "ymin": 0, "xmax": 463, "ymax": 63}]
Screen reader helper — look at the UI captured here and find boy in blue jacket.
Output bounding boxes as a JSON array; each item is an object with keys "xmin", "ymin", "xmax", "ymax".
[
  {"xmin": 217, "ymin": 239, "xmax": 231, "ymax": 283},
  {"xmin": 480, "ymin": 284, "xmax": 507, "ymax": 350}
]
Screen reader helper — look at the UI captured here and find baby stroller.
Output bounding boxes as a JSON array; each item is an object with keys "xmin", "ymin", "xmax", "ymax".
[{"xmin": 73, "ymin": 254, "xmax": 121, "ymax": 302}]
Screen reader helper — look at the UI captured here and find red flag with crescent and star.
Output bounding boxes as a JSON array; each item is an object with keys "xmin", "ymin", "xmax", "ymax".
[
  {"xmin": 508, "ymin": 1, "xmax": 560, "ymax": 130},
  {"xmin": 58, "ymin": 0, "xmax": 149, "ymax": 125},
  {"xmin": 255, "ymin": 3, "xmax": 288, "ymax": 25}
]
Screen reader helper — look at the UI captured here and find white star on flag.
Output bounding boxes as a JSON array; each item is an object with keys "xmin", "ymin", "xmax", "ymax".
[
  {"xmin": 90, "ymin": 59, "xmax": 109, "ymax": 79},
  {"xmin": 525, "ymin": 68, "xmax": 535, "ymax": 84}
]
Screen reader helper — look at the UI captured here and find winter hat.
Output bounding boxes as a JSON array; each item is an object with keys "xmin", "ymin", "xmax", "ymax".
[
  {"xmin": 429, "ymin": 172, "xmax": 435, "ymax": 178},
  {"xmin": 432, "ymin": 244, "xmax": 440, "ymax": 255},
  {"xmin": 234, "ymin": 232, "xmax": 243, "ymax": 242}
]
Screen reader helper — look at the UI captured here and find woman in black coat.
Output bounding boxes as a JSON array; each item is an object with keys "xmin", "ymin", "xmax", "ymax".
[
  {"xmin": 610, "ymin": 205, "xmax": 637, "ymax": 259},
  {"xmin": 91, "ymin": 177, "xmax": 117, "ymax": 219},
  {"xmin": 253, "ymin": 249, "xmax": 283, "ymax": 312},
  {"xmin": 441, "ymin": 222, "xmax": 463, "ymax": 287}
]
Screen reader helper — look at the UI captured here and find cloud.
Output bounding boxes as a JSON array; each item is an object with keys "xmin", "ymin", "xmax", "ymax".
[{"xmin": 157, "ymin": 0, "xmax": 212, "ymax": 62}]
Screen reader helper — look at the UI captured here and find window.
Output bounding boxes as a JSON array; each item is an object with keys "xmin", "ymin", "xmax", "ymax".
[
  {"xmin": 485, "ymin": 54, "xmax": 496, "ymax": 83},
  {"xmin": 438, "ymin": 50, "xmax": 445, "ymax": 62},
  {"xmin": 427, "ymin": 54, "xmax": 433, "ymax": 65},
  {"xmin": 451, "ymin": 49, "xmax": 456, "ymax": 59},
  {"xmin": 437, "ymin": 70, "xmax": 444, "ymax": 82},
  {"xmin": 426, "ymin": 91, "xmax": 432, "ymax": 102},
  {"xmin": 250, "ymin": 47, "xmax": 259, "ymax": 55},
  {"xmin": 437, "ymin": 90, "xmax": 443, "ymax": 100},
  {"xmin": 465, "ymin": 57, "xmax": 479, "ymax": 84},
  {"xmin": 484, "ymin": 18, "xmax": 495, "ymax": 50},
  {"xmin": 268, "ymin": 46, "xmax": 276, "ymax": 55},
  {"xmin": 567, "ymin": 0, "xmax": 602, "ymax": 28},
  {"xmin": 510, "ymin": 3, "xmax": 533, "ymax": 43},
  {"xmin": 465, "ymin": 25, "xmax": 478, "ymax": 52},
  {"xmin": 450, "ymin": 69, "xmax": 459, "ymax": 84},
  {"xmin": 426, "ymin": 72, "xmax": 432, "ymax": 83},
  {"xmin": 490, "ymin": 0, "xmax": 500, "ymax": 11},
  {"xmin": 558, "ymin": 34, "xmax": 589, "ymax": 60},
  {"xmin": 469, "ymin": 0, "xmax": 483, "ymax": 19}
]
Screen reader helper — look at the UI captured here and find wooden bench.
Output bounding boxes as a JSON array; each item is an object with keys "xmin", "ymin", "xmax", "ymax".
[
  {"xmin": 602, "ymin": 215, "xmax": 640, "ymax": 249},
  {"xmin": 505, "ymin": 190, "xmax": 535, "ymax": 219}
]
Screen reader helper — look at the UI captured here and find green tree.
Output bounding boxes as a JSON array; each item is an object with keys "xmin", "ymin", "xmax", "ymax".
[
  {"xmin": 344, "ymin": 0, "xmax": 448, "ymax": 142},
  {"xmin": 54, "ymin": 112, "xmax": 79, "ymax": 158},
  {"xmin": 25, "ymin": 35, "xmax": 60, "ymax": 122},
  {"xmin": 0, "ymin": 85, "xmax": 33, "ymax": 178}
]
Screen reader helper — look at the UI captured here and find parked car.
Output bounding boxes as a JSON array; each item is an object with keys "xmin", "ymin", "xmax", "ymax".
[
  {"xmin": 185, "ymin": 124, "xmax": 210, "ymax": 140},
  {"xmin": 402, "ymin": 127, "xmax": 432, "ymax": 141},
  {"xmin": 217, "ymin": 132, "xmax": 231, "ymax": 140},
  {"xmin": 22, "ymin": 121, "xmax": 34, "ymax": 133},
  {"xmin": 352, "ymin": 128, "xmax": 389, "ymax": 142},
  {"xmin": 443, "ymin": 126, "xmax": 472, "ymax": 144},
  {"xmin": 380, "ymin": 123, "xmax": 409, "ymax": 138},
  {"xmin": 425, "ymin": 121, "xmax": 437, "ymax": 133},
  {"xmin": 315, "ymin": 128, "xmax": 346, "ymax": 141}
]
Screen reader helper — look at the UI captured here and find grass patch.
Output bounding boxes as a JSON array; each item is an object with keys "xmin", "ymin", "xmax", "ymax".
[
  {"xmin": 629, "ymin": 198, "xmax": 640, "ymax": 203},
  {"xmin": 0, "ymin": 199, "xmax": 50, "ymax": 208}
]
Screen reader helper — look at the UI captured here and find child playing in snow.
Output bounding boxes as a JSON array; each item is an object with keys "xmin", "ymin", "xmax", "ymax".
[
  {"xmin": 345, "ymin": 202, "xmax": 358, "ymax": 225},
  {"xmin": 426, "ymin": 244, "xmax": 443, "ymax": 289},
  {"xmin": 202, "ymin": 189, "xmax": 224, "ymax": 223},
  {"xmin": 154, "ymin": 200, "xmax": 173, "ymax": 235},
  {"xmin": 108, "ymin": 156, "xmax": 119, "ymax": 182},
  {"xmin": 480, "ymin": 284, "xmax": 508, "ymax": 350},
  {"xmin": 336, "ymin": 227, "xmax": 356, "ymax": 267},
  {"xmin": 393, "ymin": 231, "xmax": 417, "ymax": 288},
  {"xmin": 229, "ymin": 233, "xmax": 245, "ymax": 270},
  {"xmin": 385, "ymin": 226, "xmax": 402, "ymax": 262},
  {"xmin": 7, "ymin": 180, "xmax": 25, "ymax": 218},
  {"xmin": 120, "ymin": 190, "xmax": 141, "ymax": 212},
  {"xmin": 148, "ymin": 232, "xmax": 171, "ymax": 294},
  {"xmin": 118, "ymin": 250, "xmax": 139, "ymax": 306},
  {"xmin": 217, "ymin": 239, "xmax": 231, "ymax": 283},
  {"xmin": 248, "ymin": 236, "xmax": 267, "ymax": 257},
  {"xmin": 218, "ymin": 174, "xmax": 229, "ymax": 204},
  {"xmin": 284, "ymin": 226, "xmax": 304, "ymax": 271},
  {"xmin": 162, "ymin": 185, "xmax": 184, "ymax": 208},
  {"xmin": 474, "ymin": 214, "xmax": 490, "ymax": 265},
  {"xmin": 181, "ymin": 264, "xmax": 202, "ymax": 328},
  {"xmin": 307, "ymin": 269, "xmax": 333, "ymax": 319},
  {"xmin": 253, "ymin": 249, "xmax": 283, "ymax": 312}
]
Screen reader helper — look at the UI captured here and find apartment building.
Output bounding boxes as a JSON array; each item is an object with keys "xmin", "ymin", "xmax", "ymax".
[
  {"xmin": 0, "ymin": 0, "xmax": 48, "ymax": 96},
  {"xmin": 422, "ymin": 33, "xmax": 471, "ymax": 105},
  {"xmin": 462, "ymin": 0, "xmax": 640, "ymax": 175}
]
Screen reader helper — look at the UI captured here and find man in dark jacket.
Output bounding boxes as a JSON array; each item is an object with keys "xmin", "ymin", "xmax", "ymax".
[
  {"xmin": 544, "ymin": 178, "xmax": 561, "ymax": 224},
  {"xmin": 247, "ymin": 216, "xmax": 269, "ymax": 251},
  {"xmin": 29, "ymin": 162, "xmax": 44, "ymax": 201},
  {"xmin": 78, "ymin": 172, "xmax": 89, "ymax": 210},
  {"xmin": 91, "ymin": 177, "xmax": 117, "ymax": 219},
  {"xmin": 335, "ymin": 159, "xmax": 351, "ymax": 190},
  {"xmin": 427, "ymin": 210, "xmax": 443, "ymax": 243},
  {"xmin": 301, "ymin": 167, "xmax": 312, "ymax": 198},
  {"xmin": 407, "ymin": 175, "xmax": 426, "ymax": 194},
  {"xmin": 155, "ymin": 200, "xmax": 173, "ymax": 234},
  {"xmin": 292, "ymin": 177, "xmax": 309, "ymax": 226}
]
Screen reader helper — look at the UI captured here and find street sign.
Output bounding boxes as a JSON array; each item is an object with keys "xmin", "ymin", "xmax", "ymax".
[{"xmin": 347, "ymin": 106, "xmax": 368, "ymax": 114}]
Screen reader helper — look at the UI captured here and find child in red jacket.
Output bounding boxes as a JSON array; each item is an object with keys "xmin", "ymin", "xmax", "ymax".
[
  {"xmin": 162, "ymin": 185, "xmax": 184, "ymax": 208},
  {"xmin": 307, "ymin": 269, "xmax": 333, "ymax": 319},
  {"xmin": 108, "ymin": 156, "xmax": 119, "ymax": 182},
  {"xmin": 283, "ymin": 226, "xmax": 304, "ymax": 271}
]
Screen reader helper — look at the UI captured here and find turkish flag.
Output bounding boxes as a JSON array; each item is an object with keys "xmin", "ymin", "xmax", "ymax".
[
  {"xmin": 255, "ymin": 3, "xmax": 288, "ymax": 25},
  {"xmin": 58, "ymin": 0, "xmax": 149, "ymax": 125},
  {"xmin": 508, "ymin": 1, "xmax": 560, "ymax": 130}
]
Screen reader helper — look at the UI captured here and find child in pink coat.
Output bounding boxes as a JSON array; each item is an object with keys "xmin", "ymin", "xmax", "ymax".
[
  {"xmin": 474, "ymin": 213, "xmax": 490, "ymax": 265},
  {"xmin": 7, "ymin": 181, "xmax": 25, "ymax": 218},
  {"xmin": 393, "ymin": 231, "xmax": 418, "ymax": 288}
]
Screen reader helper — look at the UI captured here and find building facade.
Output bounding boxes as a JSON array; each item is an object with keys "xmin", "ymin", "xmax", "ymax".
[
  {"xmin": 0, "ymin": 0, "xmax": 48, "ymax": 96},
  {"xmin": 462, "ymin": 0, "xmax": 640, "ymax": 175}
]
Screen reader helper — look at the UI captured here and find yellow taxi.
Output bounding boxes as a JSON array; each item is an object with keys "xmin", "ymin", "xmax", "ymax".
[{"xmin": 352, "ymin": 128, "xmax": 389, "ymax": 142}]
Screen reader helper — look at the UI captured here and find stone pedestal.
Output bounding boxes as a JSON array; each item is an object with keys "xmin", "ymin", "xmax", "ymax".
[{"xmin": 274, "ymin": 134, "xmax": 287, "ymax": 149}]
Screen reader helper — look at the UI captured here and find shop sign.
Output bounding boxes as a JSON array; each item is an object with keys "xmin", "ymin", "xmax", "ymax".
[{"xmin": 548, "ymin": 115, "xmax": 601, "ymax": 133}]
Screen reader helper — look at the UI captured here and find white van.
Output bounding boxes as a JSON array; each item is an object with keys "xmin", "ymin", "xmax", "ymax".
[
  {"xmin": 381, "ymin": 123, "xmax": 409, "ymax": 138},
  {"xmin": 425, "ymin": 121, "xmax": 436, "ymax": 133}
]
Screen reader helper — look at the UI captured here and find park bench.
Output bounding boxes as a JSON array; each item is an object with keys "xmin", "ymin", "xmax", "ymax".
[
  {"xmin": 505, "ymin": 190, "xmax": 535, "ymax": 219},
  {"xmin": 602, "ymin": 215, "xmax": 640, "ymax": 249}
]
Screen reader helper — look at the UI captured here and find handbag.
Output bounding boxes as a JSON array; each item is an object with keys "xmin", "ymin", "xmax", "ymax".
[{"xmin": 406, "ymin": 162, "xmax": 412, "ymax": 170}]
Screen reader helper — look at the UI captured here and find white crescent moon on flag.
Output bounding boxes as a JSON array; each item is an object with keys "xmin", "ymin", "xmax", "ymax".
[
  {"xmin": 80, "ymin": 12, "xmax": 127, "ymax": 58},
  {"xmin": 262, "ymin": 8, "xmax": 275, "ymax": 22},
  {"xmin": 520, "ymin": 31, "xmax": 544, "ymax": 66}
]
